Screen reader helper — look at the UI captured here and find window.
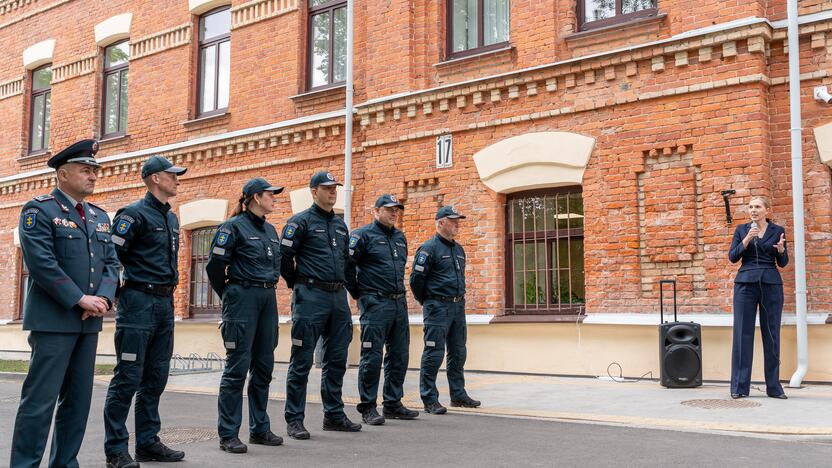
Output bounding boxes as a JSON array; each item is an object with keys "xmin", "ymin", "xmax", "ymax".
[
  {"xmin": 102, "ymin": 41, "xmax": 129, "ymax": 138},
  {"xmin": 190, "ymin": 227, "xmax": 221, "ymax": 317},
  {"xmin": 447, "ymin": 0, "xmax": 510, "ymax": 59},
  {"xmin": 579, "ymin": 0, "xmax": 657, "ymax": 31},
  {"xmin": 505, "ymin": 189, "xmax": 585, "ymax": 316},
  {"xmin": 29, "ymin": 65, "xmax": 52, "ymax": 154},
  {"xmin": 198, "ymin": 7, "xmax": 231, "ymax": 117},
  {"xmin": 17, "ymin": 256, "xmax": 29, "ymax": 320},
  {"xmin": 308, "ymin": 0, "xmax": 346, "ymax": 90}
]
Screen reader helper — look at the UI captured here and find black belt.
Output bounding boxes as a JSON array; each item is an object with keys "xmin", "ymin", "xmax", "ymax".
[
  {"xmin": 229, "ymin": 279, "xmax": 276, "ymax": 289},
  {"xmin": 363, "ymin": 290, "xmax": 407, "ymax": 300},
  {"xmin": 424, "ymin": 295, "xmax": 465, "ymax": 303},
  {"xmin": 123, "ymin": 281, "xmax": 176, "ymax": 297},
  {"xmin": 297, "ymin": 276, "xmax": 344, "ymax": 292}
]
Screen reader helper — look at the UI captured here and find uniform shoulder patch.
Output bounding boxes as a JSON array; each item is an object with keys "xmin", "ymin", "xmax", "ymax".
[
  {"xmin": 416, "ymin": 251, "xmax": 429, "ymax": 265},
  {"xmin": 215, "ymin": 230, "xmax": 230, "ymax": 247},
  {"xmin": 283, "ymin": 223, "xmax": 297, "ymax": 239},
  {"xmin": 349, "ymin": 235, "xmax": 360, "ymax": 248},
  {"xmin": 114, "ymin": 218, "xmax": 132, "ymax": 235},
  {"xmin": 22, "ymin": 211, "xmax": 38, "ymax": 230},
  {"xmin": 33, "ymin": 194, "xmax": 54, "ymax": 202}
]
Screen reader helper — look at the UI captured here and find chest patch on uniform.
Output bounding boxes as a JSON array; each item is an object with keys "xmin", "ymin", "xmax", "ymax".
[
  {"xmin": 349, "ymin": 236, "xmax": 359, "ymax": 248},
  {"xmin": 23, "ymin": 212, "xmax": 37, "ymax": 230},
  {"xmin": 216, "ymin": 232, "xmax": 230, "ymax": 246},
  {"xmin": 115, "ymin": 219, "xmax": 131, "ymax": 234},
  {"xmin": 96, "ymin": 223, "xmax": 110, "ymax": 233}
]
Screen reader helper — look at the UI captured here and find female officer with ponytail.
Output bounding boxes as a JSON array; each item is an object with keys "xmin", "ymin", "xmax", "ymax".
[
  {"xmin": 207, "ymin": 178, "xmax": 285, "ymax": 453},
  {"xmin": 728, "ymin": 195, "xmax": 788, "ymax": 400}
]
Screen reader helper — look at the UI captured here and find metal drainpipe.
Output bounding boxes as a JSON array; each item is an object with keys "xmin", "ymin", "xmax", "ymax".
[{"xmin": 786, "ymin": 0, "xmax": 809, "ymax": 388}]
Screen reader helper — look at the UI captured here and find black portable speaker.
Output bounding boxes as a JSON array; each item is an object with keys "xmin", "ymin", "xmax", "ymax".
[{"xmin": 658, "ymin": 280, "xmax": 702, "ymax": 388}]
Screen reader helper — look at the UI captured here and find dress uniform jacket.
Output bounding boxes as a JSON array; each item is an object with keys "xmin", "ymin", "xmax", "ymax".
[{"xmin": 11, "ymin": 189, "xmax": 119, "ymax": 468}]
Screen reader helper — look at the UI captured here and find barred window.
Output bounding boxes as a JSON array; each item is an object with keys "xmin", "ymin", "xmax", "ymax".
[
  {"xmin": 190, "ymin": 227, "xmax": 221, "ymax": 317},
  {"xmin": 505, "ymin": 189, "xmax": 585, "ymax": 316}
]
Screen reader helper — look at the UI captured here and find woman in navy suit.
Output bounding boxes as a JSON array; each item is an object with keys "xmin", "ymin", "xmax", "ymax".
[{"xmin": 728, "ymin": 196, "xmax": 788, "ymax": 399}]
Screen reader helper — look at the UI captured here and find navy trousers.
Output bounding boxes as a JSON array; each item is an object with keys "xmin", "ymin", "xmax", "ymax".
[
  {"xmin": 103, "ymin": 288, "xmax": 175, "ymax": 455},
  {"xmin": 284, "ymin": 285, "xmax": 353, "ymax": 423},
  {"xmin": 10, "ymin": 331, "xmax": 98, "ymax": 468},
  {"xmin": 731, "ymin": 282, "xmax": 785, "ymax": 396},
  {"xmin": 419, "ymin": 299, "xmax": 469, "ymax": 404},
  {"xmin": 356, "ymin": 295, "xmax": 410, "ymax": 412},
  {"xmin": 217, "ymin": 285, "xmax": 278, "ymax": 439}
]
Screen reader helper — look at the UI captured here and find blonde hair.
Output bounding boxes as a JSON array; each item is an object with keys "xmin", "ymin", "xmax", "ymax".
[{"xmin": 749, "ymin": 196, "xmax": 770, "ymax": 209}]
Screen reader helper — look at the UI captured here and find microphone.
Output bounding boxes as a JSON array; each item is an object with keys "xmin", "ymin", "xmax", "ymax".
[{"xmin": 750, "ymin": 221, "xmax": 759, "ymax": 246}]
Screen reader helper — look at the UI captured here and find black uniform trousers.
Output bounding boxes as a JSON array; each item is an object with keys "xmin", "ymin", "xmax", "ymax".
[
  {"xmin": 284, "ymin": 284, "xmax": 352, "ymax": 423},
  {"xmin": 419, "ymin": 299, "xmax": 468, "ymax": 404},
  {"xmin": 217, "ymin": 284, "xmax": 278, "ymax": 439},
  {"xmin": 103, "ymin": 288, "xmax": 175, "ymax": 455},
  {"xmin": 731, "ymin": 281, "xmax": 785, "ymax": 396},
  {"xmin": 10, "ymin": 332, "xmax": 98, "ymax": 468},
  {"xmin": 356, "ymin": 294, "xmax": 409, "ymax": 412}
]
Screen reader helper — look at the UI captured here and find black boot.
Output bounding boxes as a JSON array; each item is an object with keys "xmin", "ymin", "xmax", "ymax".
[
  {"xmin": 287, "ymin": 420, "xmax": 311, "ymax": 440},
  {"xmin": 219, "ymin": 437, "xmax": 248, "ymax": 454},
  {"xmin": 322, "ymin": 416, "xmax": 362, "ymax": 432},
  {"xmin": 106, "ymin": 452, "xmax": 140, "ymax": 468},
  {"xmin": 135, "ymin": 441, "xmax": 185, "ymax": 462},
  {"xmin": 450, "ymin": 396, "xmax": 482, "ymax": 408},
  {"xmin": 249, "ymin": 430, "xmax": 284, "ymax": 446},
  {"xmin": 423, "ymin": 401, "xmax": 447, "ymax": 415},
  {"xmin": 383, "ymin": 405, "xmax": 419, "ymax": 420},
  {"xmin": 361, "ymin": 407, "xmax": 386, "ymax": 426}
]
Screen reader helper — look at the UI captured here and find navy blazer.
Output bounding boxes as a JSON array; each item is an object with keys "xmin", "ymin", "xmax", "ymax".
[{"xmin": 728, "ymin": 220, "xmax": 789, "ymax": 284}]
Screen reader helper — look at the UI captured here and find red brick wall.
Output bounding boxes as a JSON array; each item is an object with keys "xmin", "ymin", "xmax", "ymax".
[{"xmin": 1, "ymin": 0, "xmax": 831, "ymax": 322}]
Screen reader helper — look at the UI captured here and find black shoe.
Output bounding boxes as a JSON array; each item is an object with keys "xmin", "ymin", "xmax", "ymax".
[
  {"xmin": 287, "ymin": 421, "xmax": 310, "ymax": 440},
  {"xmin": 383, "ymin": 405, "xmax": 419, "ymax": 420},
  {"xmin": 219, "ymin": 437, "xmax": 248, "ymax": 454},
  {"xmin": 135, "ymin": 441, "xmax": 185, "ymax": 462},
  {"xmin": 106, "ymin": 452, "xmax": 140, "ymax": 468},
  {"xmin": 730, "ymin": 393, "xmax": 747, "ymax": 399},
  {"xmin": 249, "ymin": 430, "xmax": 284, "ymax": 446},
  {"xmin": 423, "ymin": 401, "xmax": 447, "ymax": 415},
  {"xmin": 323, "ymin": 416, "xmax": 362, "ymax": 432},
  {"xmin": 450, "ymin": 396, "xmax": 482, "ymax": 408},
  {"xmin": 361, "ymin": 407, "xmax": 386, "ymax": 425},
  {"xmin": 767, "ymin": 393, "xmax": 788, "ymax": 399}
]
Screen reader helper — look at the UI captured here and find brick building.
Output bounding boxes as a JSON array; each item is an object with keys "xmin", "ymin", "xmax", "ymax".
[{"xmin": 1, "ymin": 0, "xmax": 831, "ymax": 381}]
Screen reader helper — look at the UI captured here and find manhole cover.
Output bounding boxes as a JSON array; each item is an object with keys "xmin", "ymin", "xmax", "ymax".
[
  {"xmin": 129, "ymin": 427, "xmax": 216, "ymax": 445},
  {"xmin": 681, "ymin": 399, "xmax": 762, "ymax": 409}
]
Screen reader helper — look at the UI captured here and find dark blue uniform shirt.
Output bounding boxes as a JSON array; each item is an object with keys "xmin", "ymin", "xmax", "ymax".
[
  {"xmin": 347, "ymin": 220, "xmax": 408, "ymax": 296},
  {"xmin": 205, "ymin": 210, "xmax": 281, "ymax": 296},
  {"xmin": 280, "ymin": 203, "xmax": 354, "ymax": 289},
  {"xmin": 409, "ymin": 234, "xmax": 466, "ymax": 304},
  {"xmin": 18, "ymin": 189, "xmax": 120, "ymax": 333},
  {"xmin": 110, "ymin": 192, "xmax": 180, "ymax": 285},
  {"xmin": 729, "ymin": 220, "xmax": 789, "ymax": 284}
]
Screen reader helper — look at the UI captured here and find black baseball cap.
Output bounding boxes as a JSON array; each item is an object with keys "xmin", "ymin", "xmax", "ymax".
[
  {"xmin": 141, "ymin": 155, "xmax": 187, "ymax": 178},
  {"xmin": 309, "ymin": 170, "xmax": 342, "ymax": 188},
  {"xmin": 435, "ymin": 205, "xmax": 466, "ymax": 220},
  {"xmin": 47, "ymin": 139, "xmax": 101, "ymax": 169},
  {"xmin": 243, "ymin": 178, "xmax": 284, "ymax": 197},
  {"xmin": 374, "ymin": 194, "xmax": 404, "ymax": 209}
]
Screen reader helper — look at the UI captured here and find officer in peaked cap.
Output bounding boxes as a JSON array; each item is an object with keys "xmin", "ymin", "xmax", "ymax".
[
  {"xmin": 11, "ymin": 139, "xmax": 120, "ymax": 468},
  {"xmin": 281, "ymin": 170, "xmax": 361, "ymax": 439},
  {"xmin": 207, "ymin": 178, "xmax": 285, "ymax": 454},
  {"xmin": 103, "ymin": 155, "xmax": 187, "ymax": 467},
  {"xmin": 409, "ymin": 206, "xmax": 481, "ymax": 415},
  {"xmin": 347, "ymin": 194, "xmax": 419, "ymax": 425}
]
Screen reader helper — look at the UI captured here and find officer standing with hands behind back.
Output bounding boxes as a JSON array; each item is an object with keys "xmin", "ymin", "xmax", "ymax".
[
  {"xmin": 348, "ymin": 194, "xmax": 419, "ymax": 425},
  {"xmin": 281, "ymin": 171, "xmax": 361, "ymax": 440},
  {"xmin": 410, "ymin": 206, "xmax": 481, "ymax": 415},
  {"xmin": 207, "ymin": 178, "xmax": 285, "ymax": 454},
  {"xmin": 11, "ymin": 139, "xmax": 119, "ymax": 468},
  {"xmin": 103, "ymin": 156, "xmax": 187, "ymax": 468}
]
